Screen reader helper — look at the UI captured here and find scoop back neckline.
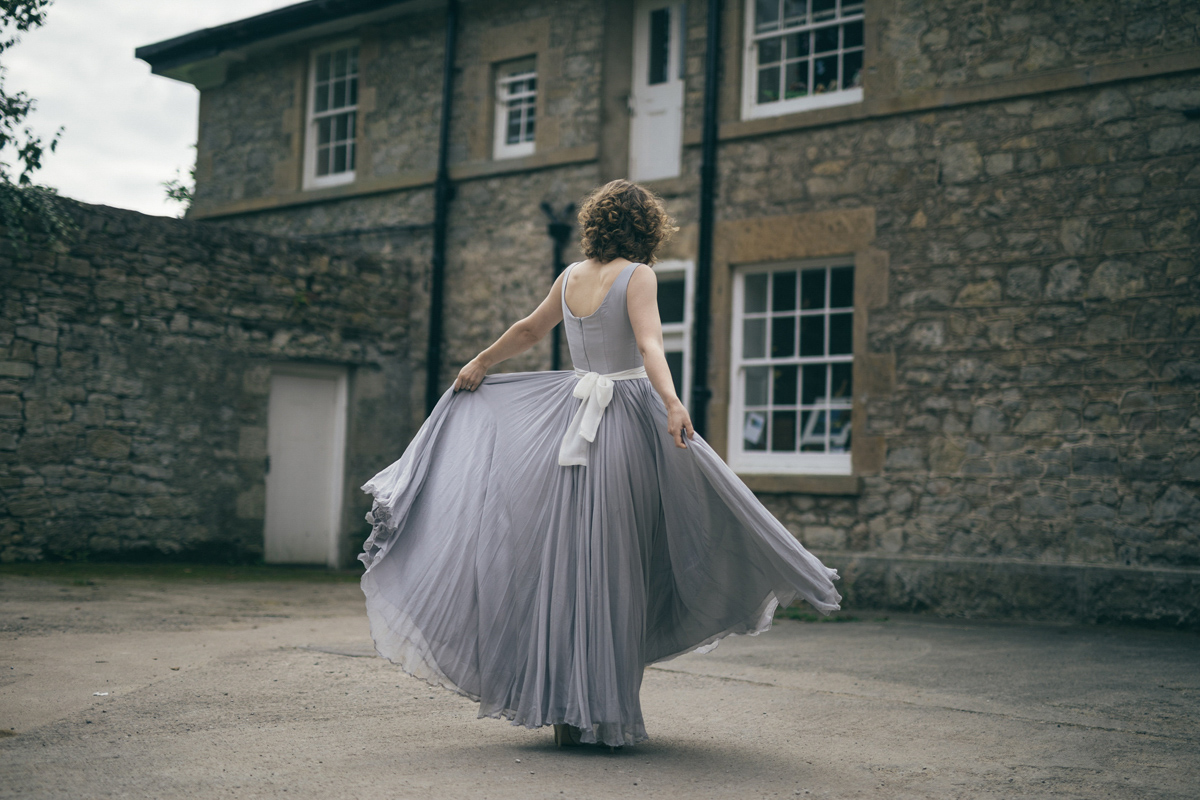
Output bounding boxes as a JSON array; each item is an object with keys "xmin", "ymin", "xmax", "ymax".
[{"xmin": 563, "ymin": 261, "xmax": 639, "ymax": 320}]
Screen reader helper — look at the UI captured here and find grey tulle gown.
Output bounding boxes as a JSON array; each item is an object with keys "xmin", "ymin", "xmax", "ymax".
[{"xmin": 359, "ymin": 261, "xmax": 841, "ymax": 746}]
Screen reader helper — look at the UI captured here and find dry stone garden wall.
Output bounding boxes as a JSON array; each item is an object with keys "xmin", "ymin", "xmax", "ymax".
[{"xmin": 0, "ymin": 200, "xmax": 418, "ymax": 564}]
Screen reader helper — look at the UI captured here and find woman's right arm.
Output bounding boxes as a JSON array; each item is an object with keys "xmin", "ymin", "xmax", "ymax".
[{"xmin": 454, "ymin": 271, "xmax": 567, "ymax": 392}]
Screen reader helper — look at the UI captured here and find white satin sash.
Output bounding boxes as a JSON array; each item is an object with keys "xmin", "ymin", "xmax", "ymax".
[{"xmin": 558, "ymin": 366, "xmax": 648, "ymax": 467}]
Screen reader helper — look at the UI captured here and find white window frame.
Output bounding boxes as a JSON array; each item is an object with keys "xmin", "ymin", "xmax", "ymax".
[
  {"xmin": 741, "ymin": 0, "xmax": 864, "ymax": 121},
  {"xmin": 728, "ymin": 258, "xmax": 854, "ymax": 475},
  {"xmin": 304, "ymin": 40, "xmax": 359, "ymax": 190},
  {"xmin": 493, "ymin": 58, "xmax": 537, "ymax": 160},
  {"xmin": 655, "ymin": 259, "xmax": 694, "ymax": 410}
]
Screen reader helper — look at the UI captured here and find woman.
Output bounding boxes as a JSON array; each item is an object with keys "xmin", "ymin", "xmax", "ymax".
[{"xmin": 359, "ymin": 180, "xmax": 841, "ymax": 749}]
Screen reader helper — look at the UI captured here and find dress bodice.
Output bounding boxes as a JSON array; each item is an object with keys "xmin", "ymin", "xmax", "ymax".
[{"xmin": 561, "ymin": 262, "xmax": 645, "ymax": 374}]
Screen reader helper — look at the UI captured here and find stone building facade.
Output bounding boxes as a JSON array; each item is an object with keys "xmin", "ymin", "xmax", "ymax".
[
  {"xmin": 1, "ymin": 201, "xmax": 418, "ymax": 565},
  {"xmin": 18, "ymin": 0, "xmax": 1195, "ymax": 623}
]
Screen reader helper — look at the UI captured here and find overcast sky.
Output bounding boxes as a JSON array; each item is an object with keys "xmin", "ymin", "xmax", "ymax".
[{"xmin": 6, "ymin": 0, "xmax": 300, "ymax": 217}]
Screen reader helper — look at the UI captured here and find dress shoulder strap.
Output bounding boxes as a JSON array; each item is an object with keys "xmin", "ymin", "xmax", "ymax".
[
  {"xmin": 616, "ymin": 261, "xmax": 641, "ymax": 287},
  {"xmin": 560, "ymin": 261, "xmax": 581, "ymax": 309},
  {"xmin": 608, "ymin": 262, "xmax": 643, "ymax": 308}
]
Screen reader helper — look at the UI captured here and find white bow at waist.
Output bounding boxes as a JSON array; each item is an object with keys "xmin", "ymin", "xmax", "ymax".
[{"xmin": 558, "ymin": 366, "xmax": 648, "ymax": 467}]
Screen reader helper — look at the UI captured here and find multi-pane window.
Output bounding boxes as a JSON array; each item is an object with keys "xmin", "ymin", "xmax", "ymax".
[
  {"xmin": 655, "ymin": 260, "xmax": 694, "ymax": 409},
  {"xmin": 494, "ymin": 58, "xmax": 537, "ymax": 159},
  {"xmin": 730, "ymin": 261, "xmax": 854, "ymax": 474},
  {"xmin": 306, "ymin": 43, "xmax": 358, "ymax": 188},
  {"xmin": 743, "ymin": 0, "xmax": 864, "ymax": 120}
]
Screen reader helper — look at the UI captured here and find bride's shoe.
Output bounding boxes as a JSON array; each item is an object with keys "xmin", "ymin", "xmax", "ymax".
[{"xmin": 553, "ymin": 723, "xmax": 582, "ymax": 747}]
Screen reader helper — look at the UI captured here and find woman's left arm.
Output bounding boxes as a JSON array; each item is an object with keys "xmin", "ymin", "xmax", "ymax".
[
  {"xmin": 627, "ymin": 264, "xmax": 695, "ymax": 449},
  {"xmin": 454, "ymin": 271, "xmax": 566, "ymax": 391}
]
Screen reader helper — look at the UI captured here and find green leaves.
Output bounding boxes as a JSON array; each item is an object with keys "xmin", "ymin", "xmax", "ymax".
[{"xmin": 0, "ymin": 1, "xmax": 72, "ymax": 246}]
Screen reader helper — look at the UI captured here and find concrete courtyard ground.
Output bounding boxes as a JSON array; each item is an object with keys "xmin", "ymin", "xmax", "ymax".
[{"xmin": 1, "ymin": 565, "xmax": 1197, "ymax": 799}]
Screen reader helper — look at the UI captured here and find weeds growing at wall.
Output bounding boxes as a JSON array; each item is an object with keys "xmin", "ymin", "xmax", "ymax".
[{"xmin": 0, "ymin": 182, "xmax": 76, "ymax": 248}]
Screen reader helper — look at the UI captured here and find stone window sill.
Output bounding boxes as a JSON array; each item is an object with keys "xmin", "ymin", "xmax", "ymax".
[{"xmin": 738, "ymin": 474, "xmax": 862, "ymax": 496}]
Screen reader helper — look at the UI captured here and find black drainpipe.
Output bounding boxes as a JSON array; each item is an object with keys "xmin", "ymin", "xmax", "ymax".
[
  {"xmin": 692, "ymin": 0, "xmax": 720, "ymax": 436},
  {"xmin": 541, "ymin": 202, "xmax": 575, "ymax": 371},
  {"xmin": 425, "ymin": 0, "xmax": 459, "ymax": 415}
]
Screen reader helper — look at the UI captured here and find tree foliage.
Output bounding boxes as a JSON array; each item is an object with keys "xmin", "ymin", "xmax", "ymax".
[
  {"xmin": 0, "ymin": 0, "xmax": 73, "ymax": 245},
  {"xmin": 162, "ymin": 148, "xmax": 195, "ymax": 216}
]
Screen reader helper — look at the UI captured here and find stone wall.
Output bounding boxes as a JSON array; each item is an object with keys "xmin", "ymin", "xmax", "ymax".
[
  {"xmin": 195, "ymin": 51, "xmax": 300, "ymax": 210},
  {"xmin": 0, "ymin": 200, "xmax": 418, "ymax": 564},
  {"xmin": 715, "ymin": 71, "xmax": 1200, "ymax": 625},
  {"xmin": 878, "ymin": 0, "xmax": 1199, "ymax": 93},
  {"xmin": 364, "ymin": 12, "xmax": 449, "ymax": 181},
  {"xmin": 228, "ymin": 164, "xmax": 598, "ymax": 382}
]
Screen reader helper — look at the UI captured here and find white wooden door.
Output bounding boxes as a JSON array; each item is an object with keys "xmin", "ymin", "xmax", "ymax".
[
  {"xmin": 264, "ymin": 367, "xmax": 348, "ymax": 566},
  {"xmin": 630, "ymin": 0, "xmax": 685, "ymax": 181}
]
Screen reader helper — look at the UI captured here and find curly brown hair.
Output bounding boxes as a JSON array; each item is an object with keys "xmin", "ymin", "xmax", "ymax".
[{"xmin": 577, "ymin": 179, "xmax": 675, "ymax": 265}]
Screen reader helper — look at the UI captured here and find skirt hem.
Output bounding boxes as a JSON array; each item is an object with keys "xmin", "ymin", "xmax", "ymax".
[{"xmin": 363, "ymin": 567, "xmax": 650, "ymax": 746}]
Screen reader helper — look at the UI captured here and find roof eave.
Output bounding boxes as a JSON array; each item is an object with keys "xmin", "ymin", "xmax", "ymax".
[{"xmin": 135, "ymin": 0, "xmax": 434, "ymax": 87}]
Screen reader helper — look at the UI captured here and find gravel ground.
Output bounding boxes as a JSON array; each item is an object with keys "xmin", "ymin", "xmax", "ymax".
[{"xmin": 1, "ymin": 568, "xmax": 1197, "ymax": 799}]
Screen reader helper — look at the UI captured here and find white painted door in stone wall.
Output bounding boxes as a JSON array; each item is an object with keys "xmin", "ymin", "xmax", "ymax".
[
  {"xmin": 264, "ymin": 367, "xmax": 348, "ymax": 566},
  {"xmin": 630, "ymin": 0, "xmax": 685, "ymax": 181}
]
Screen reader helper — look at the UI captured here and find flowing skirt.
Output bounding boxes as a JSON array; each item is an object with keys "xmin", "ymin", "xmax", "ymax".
[{"xmin": 359, "ymin": 371, "xmax": 841, "ymax": 746}]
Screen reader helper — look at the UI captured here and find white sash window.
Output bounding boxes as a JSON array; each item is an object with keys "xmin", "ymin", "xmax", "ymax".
[
  {"xmin": 742, "ymin": 0, "xmax": 864, "ymax": 120},
  {"xmin": 494, "ymin": 58, "xmax": 537, "ymax": 159},
  {"xmin": 729, "ymin": 259, "xmax": 854, "ymax": 475},
  {"xmin": 305, "ymin": 42, "xmax": 359, "ymax": 189}
]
